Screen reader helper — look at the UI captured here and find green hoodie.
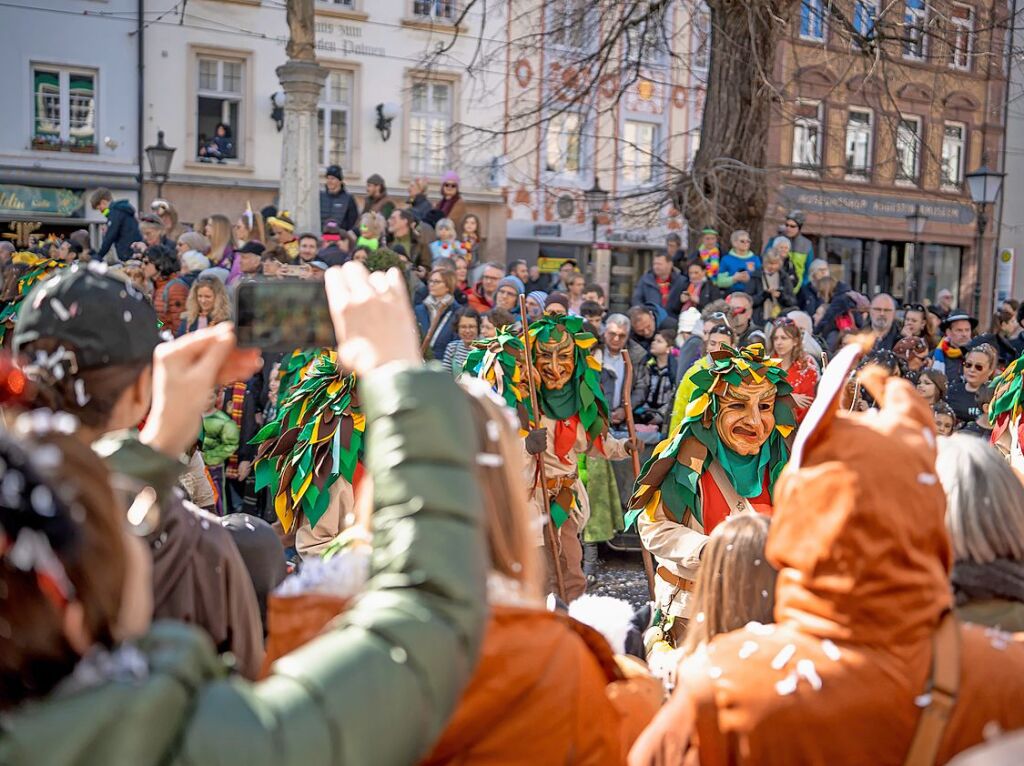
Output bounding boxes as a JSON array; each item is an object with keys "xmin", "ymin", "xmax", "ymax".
[{"xmin": 0, "ymin": 367, "xmax": 489, "ymax": 766}]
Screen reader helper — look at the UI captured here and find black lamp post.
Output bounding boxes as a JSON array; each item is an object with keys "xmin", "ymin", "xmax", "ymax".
[
  {"xmin": 965, "ymin": 164, "xmax": 1005, "ymax": 316},
  {"xmin": 144, "ymin": 130, "xmax": 176, "ymax": 199},
  {"xmin": 904, "ymin": 204, "xmax": 928, "ymax": 303},
  {"xmin": 583, "ymin": 177, "xmax": 608, "ymax": 261}
]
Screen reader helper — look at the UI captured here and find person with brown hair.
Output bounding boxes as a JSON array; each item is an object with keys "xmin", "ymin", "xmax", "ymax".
[
  {"xmin": 678, "ymin": 514, "xmax": 776, "ymax": 657},
  {"xmin": 769, "ymin": 316, "xmax": 818, "ymax": 422},
  {"xmin": 415, "ymin": 265, "xmax": 460, "ymax": 359},
  {"xmin": 916, "ymin": 369, "xmax": 948, "ymax": 406}
]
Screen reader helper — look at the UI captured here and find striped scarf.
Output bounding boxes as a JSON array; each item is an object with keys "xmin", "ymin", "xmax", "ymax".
[{"xmin": 223, "ymin": 382, "xmax": 247, "ymax": 480}]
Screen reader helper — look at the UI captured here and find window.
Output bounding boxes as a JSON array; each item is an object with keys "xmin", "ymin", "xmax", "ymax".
[
  {"xmin": 621, "ymin": 120, "xmax": 658, "ymax": 185},
  {"xmin": 196, "ymin": 56, "xmax": 242, "ymax": 161},
  {"xmin": 800, "ymin": 0, "xmax": 826, "ymax": 42},
  {"xmin": 320, "ymin": 0, "xmax": 354, "ymax": 5},
  {"xmin": 941, "ymin": 122, "xmax": 966, "ymax": 188},
  {"xmin": 408, "ymin": 80, "xmax": 452, "ymax": 176},
  {"xmin": 692, "ymin": 6, "xmax": 711, "ymax": 70},
  {"xmin": 792, "ymin": 101, "xmax": 823, "ymax": 172},
  {"xmin": 853, "ymin": 0, "xmax": 877, "ymax": 41},
  {"xmin": 950, "ymin": 3, "xmax": 973, "ymax": 70},
  {"xmin": 548, "ymin": 0, "xmax": 593, "ymax": 50},
  {"xmin": 895, "ymin": 117, "xmax": 921, "ymax": 183},
  {"xmin": 545, "ymin": 111, "xmax": 585, "ymax": 176},
  {"xmin": 624, "ymin": 5, "xmax": 670, "ymax": 66},
  {"xmin": 903, "ymin": 0, "xmax": 927, "ymax": 59},
  {"xmin": 413, "ymin": 0, "xmax": 455, "ymax": 19},
  {"xmin": 31, "ymin": 66, "xmax": 96, "ymax": 150},
  {"xmin": 845, "ymin": 109, "xmax": 872, "ymax": 177},
  {"xmin": 318, "ymin": 70, "xmax": 354, "ymax": 170}
]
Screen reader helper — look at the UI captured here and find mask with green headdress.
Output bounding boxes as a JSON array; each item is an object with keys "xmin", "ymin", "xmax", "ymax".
[
  {"xmin": 989, "ymin": 352, "xmax": 1024, "ymax": 470},
  {"xmin": 0, "ymin": 253, "xmax": 67, "ymax": 343},
  {"xmin": 461, "ymin": 326, "xmax": 533, "ymax": 427},
  {"xmin": 626, "ymin": 343, "xmax": 796, "ymax": 530},
  {"xmin": 528, "ymin": 314, "xmax": 608, "ymax": 448}
]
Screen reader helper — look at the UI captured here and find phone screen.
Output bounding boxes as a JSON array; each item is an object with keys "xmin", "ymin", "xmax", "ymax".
[{"xmin": 235, "ymin": 279, "xmax": 337, "ymax": 352}]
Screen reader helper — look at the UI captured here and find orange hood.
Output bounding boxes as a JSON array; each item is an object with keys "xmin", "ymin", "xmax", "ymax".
[{"xmin": 767, "ymin": 345, "xmax": 952, "ymax": 645}]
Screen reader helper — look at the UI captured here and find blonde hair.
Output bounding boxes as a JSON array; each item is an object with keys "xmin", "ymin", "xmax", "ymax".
[
  {"xmin": 206, "ymin": 214, "xmax": 233, "ymax": 265},
  {"xmin": 358, "ymin": 212, "xmax": 384, "ymax": 240},
  {"xmin": 681, "ymin": 514, "xmax": 777, "ymax": 656},
  {"xmin": 435, "ymin": 217, "xmax": 456, "ymax": 236},
  {"xmin": 458, "ymin": 380, "xmax": 543, "ymax": 598},
  {"xmin": 236, "ymin": 209, "xmax": 266, "ymax": 247},
  {"xmin": 185, "ymin": 277, "xmax": 231, "ymax": 325}
]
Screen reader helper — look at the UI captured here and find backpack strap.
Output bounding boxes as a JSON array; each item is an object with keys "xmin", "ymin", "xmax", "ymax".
[{"xmin": 903, "ymin": 611, "xmax": 961, "ymax": 766}]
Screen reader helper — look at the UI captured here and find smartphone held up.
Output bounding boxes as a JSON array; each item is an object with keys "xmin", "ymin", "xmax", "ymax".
[{"xmin": 234, "ymin": 279, "xmax": 337, "ymax": 353}]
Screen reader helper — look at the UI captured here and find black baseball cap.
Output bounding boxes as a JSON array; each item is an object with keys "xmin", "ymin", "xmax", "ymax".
[{"xmin": 13, "ymin": 263, "xmax": 161, "ymax": 369}]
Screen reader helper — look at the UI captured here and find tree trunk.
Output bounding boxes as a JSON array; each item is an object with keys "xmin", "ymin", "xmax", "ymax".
[{"xmin": 682, "ymin": 1, "xmax": 798, "ymax": 250}]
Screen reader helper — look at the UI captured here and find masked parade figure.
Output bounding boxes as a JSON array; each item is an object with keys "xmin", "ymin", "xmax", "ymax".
[
  {"xmin": 523, "ymin": 315, "xmax": 632, "ymax": 601},
  {"xmin": 626, "ymin": 343, "xmax": 795, "ymax": 642},
  {"xmin": 251, "ymin": 349, "xmax": 364, "ymax": 558},
  {"xmin": 989, "ymin": 353, "xmax": 1024, "ymax": 471}
]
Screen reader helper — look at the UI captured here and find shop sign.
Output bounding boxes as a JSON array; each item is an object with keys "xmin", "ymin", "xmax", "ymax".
[
  {"xmin": 538, "ymin": 256, "xmax": 573, "ymax": 273},
  {"xmin": 0, "ymin": 184, "xmax": 82, "ymax": 218},
  {"xmin": 997, "ymin": 248, "xmax": 1014, "ymax": 302},
  {"xmin": 607, "ymin": 230, "xmax": 650, "ymax": 243},
  {"xmin": 534, "ymin": 224, "xmax": 562, "ymax": 237},
  {"xmin": 779, "ymin": 186, "xmax": 975, "ymax": 226}
]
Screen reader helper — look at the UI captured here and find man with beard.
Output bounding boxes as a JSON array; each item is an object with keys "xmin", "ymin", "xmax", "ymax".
[{"xmin": 627, "ymin": 343, "xmax": 795, "ymax": 644}]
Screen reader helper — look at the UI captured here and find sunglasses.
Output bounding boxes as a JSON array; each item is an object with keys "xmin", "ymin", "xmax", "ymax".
[
  {"xmin": 964, "ymin": 362, "xmax": 988, "ymax": 371},
  {"xmin": 774, "ymin": 317, "xmax": 797, "ymax": 327},
  {"xmin": 708, "ymin": 311, "xmax": 727, "ymax": 322},
  {"xmin": 442, "ymin": 182, "xmax": 457, "ymax": 188},
  {"xmin": 902, "ymin": 304, "xmax": 926, "ymax": 313}
]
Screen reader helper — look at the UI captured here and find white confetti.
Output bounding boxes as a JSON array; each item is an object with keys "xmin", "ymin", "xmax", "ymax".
[
  {"xmin": 29, "ymin": 485, "xmax": 54, "ymax": 517},
  {"xmin": 917, "ymin": 472, "xmax": 938, "ymax": 485},
  {"xmin": 74, "ymin": 379, "xmax": 90, "ymax": 407},
  {"xmin": 821, "ymin": 639, "xmax": 841, "ymax": 661},
  {"xmin": 746, "ymin": 621, "xmax": 775, "ymax": 636},
  {"xmin": 983, "ymin": 721, "xmax": 1003, "ymax": 741},
  {"xmin": 708, "ymin": 666, "xmax": 723, "ymax": 679},
  {"xmin": 123, "ymin": 310, "xmax": 133, "ymax": 322},
  {"xmin": 739, "ymin": 640, "xmax": 759, "ymax": 659},
  {"xmin": 914, "ymin": 693, "xmax": 932, "ymax": 708},
  {"xmin": 753, "ymin": 558, "xmax": 762, "ymax": 566},
  {"xmin": 695, "ymin": 611, "xmax": 706, "ymax": 624},
  {"xmin": 726, "ymin": 544, "xmax": 734, "ymax": 551},
  {"xmin": 771, "ymin": 643, "xmax": 796, "ymax": 670},
  {"xmin": 922, "ymin": 428, "xmax": 935, "ymax": 448},
  {"xmin": 49, "ymin": 298, "xmax": 71, "ymax": 321},
  {"xmin": 762, "ymin": 589, "xmax": 770, "ymax": 598},
  {"xmin": 796, "ymin": 658, "xmax": 822, "ymax": 690},
  {"xmin": 775, "ymin": 672, "xmax": 798, "ymax": 696}
]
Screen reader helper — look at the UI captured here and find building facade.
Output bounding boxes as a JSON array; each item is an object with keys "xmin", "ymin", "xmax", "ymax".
[
  {"xmin": 142, "ymin": 0, "xmax": 508, "ymax": 257},
  {"xmin": 766, "ymin": 0, "xmax": 1010, "ymax": 317},
  {"xmin": 502, "ymin": 0, "xmax": 707, "ymax": 311},
  {"xmin": 0, "ymin": 1, "xmax": 142, "ymax": 246}
]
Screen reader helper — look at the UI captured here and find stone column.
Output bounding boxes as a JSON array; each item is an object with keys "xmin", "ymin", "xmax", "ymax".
[{"xmin": 276, "ymin": 59, "xmax": 326, "ymax": 233}]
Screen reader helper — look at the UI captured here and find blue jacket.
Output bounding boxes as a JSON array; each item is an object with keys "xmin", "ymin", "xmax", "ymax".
[
  {"xmin": 632, "ymin": 268, "xmax": 686, "ymax": 315},
  {"xmin": 415, "ymin": 302, "xmax": 458, "ymax": 361},
  {"xmin": 96, "ymin": 199, "xmax": 143, "ymax": 261}
]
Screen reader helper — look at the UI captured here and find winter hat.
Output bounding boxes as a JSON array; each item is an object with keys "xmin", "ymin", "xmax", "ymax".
[
  {"xmin": 199, "ymin": 267, "xmax": 230, "ymax": 284},
  {"xmin": 322, "ymin": 220, "xmax": 342, "ymax": 241},
  {"xmin": 441, "ymin": 170, "xmax": 460, "ymax": 187},
  {"xmin": 181, "ymin": 251, "xmax": 211, "ymax": 273},
  {"xmin": 527, "ymin": 290, "xmax": 548, "ymax": 306},
  {"xmin": 366, "ymin": 173, "xmax": 386, "ymax": 188},
  {"xmin": 677, "ymin": 306, "xmax": 702, "ymax": 335},
  {"xmin": 325, "ymin": 165, "xmax": 343, "ymax": 181},
  {"xmin": 498, "ymin": 275, "xmax": 525, "ymax": 294},
  {"xmin": 177, "ymin": 231, "xmax": 210, "ymax": 254},
  {"xmin": 545, "ymin": 292, "xmax": 570, "ymax": 312},
  {"xmin": 267, "ymin": 211, "xmax": 296, "ymax": 233}
]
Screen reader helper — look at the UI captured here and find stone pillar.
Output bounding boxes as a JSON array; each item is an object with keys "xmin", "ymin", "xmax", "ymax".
[{"xmin": 276, "ymin": 60, "xmax": 326, "ymax": 233}]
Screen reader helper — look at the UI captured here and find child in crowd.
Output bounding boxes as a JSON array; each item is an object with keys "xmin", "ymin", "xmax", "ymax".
[
  {"xmin": 915, "ymin": 369, "xmax": 948, "ymax": 406},
  {"xmin": 199, "ymin": 122, "xmax": 234, "ymax": 163},
  {"xmin": 933, "ymin": 401, "xmax": 957, "ymax": 437},
  {"xmin": 430, "ymin": 217, "xmax": 467, "ymax": 261},
  {"xmin": 459, "ymin": 214, "xmax": 482, "ymax": 261},
  {"xmin": 355, "ymin": 212, "xmax": 384, "ymax": 252},
  {"xmin": 201, "ymin": 387, "xmax": 240, "ymax": 515},
  {"xmin": 637, "ymin": 330, "xmax": 678, "ymax": 435}
]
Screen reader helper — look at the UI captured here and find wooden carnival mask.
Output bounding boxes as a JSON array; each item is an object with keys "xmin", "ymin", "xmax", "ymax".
[
  {"xmin": 715, "ymin": 377, "xmax": 777, "ymax": 456},
  {"xmin": 534, "ymin": 328, "xmax": 576, "ymax": 391}
]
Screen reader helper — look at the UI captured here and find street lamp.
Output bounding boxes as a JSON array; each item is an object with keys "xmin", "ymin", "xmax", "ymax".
[
  {"xmin": 584, "ymin": 177, "xmax": 608, "ymax": 259},
  {"xmin": 904, "ymin": 204, "xmax": 928, "ymax": 303},
  {"xmin": 144, "ymin": 130, "xmax": 176, "ymax": 199},
  {"xmin": 965, "ymin": 164, "xmax": 1005, "ymax": 315}
]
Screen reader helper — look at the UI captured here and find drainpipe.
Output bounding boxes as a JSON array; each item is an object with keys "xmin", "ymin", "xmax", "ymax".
[{"xmin": 137, "ymin": 0, "xmax": 145, "ymax": 203}]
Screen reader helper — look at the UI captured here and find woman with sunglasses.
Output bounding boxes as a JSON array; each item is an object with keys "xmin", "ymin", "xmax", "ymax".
[
  {"xmin": 434, "ymin": 170, "xmax": 467, "ymax": 229},
  {"xmin": 946, "ymin": 343, "xmax": 998, "ymax": 427},
  {"xmin": 768, "ymin": 317, "xmax": 818, "ymax": 422}
]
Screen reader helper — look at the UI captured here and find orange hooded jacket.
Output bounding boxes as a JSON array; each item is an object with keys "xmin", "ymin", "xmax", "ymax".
[{"xmin": 675, "ymin": 347, "xmax": 1024, "ymax": 765}]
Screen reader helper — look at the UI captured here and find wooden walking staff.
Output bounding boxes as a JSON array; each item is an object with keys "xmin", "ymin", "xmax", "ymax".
[
  {"xmin": 622, "ymin": 350, "xmax": 657, "ymax": 601},
  {"xmin": 518, "ymin": 295, "xmax": 567, "ymax": 602}
]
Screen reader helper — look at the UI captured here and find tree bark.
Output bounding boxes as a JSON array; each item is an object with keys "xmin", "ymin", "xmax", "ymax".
[{"xmin": 681, "ymin": 1, "xmax": 798, "ymax": 249}]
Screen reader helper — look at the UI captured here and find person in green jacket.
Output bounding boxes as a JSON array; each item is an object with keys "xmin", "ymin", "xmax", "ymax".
[{"xmin": 0, "ymin": 263, "xmax": 490, "ymax": 766}]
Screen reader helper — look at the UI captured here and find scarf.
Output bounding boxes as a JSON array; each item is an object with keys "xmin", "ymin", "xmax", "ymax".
[
  {"xmin": 538, "ymin": 386, "xmax": 587, "ymax": 464},
  {"xmin": 423, "ymin": 293, "xmax": 454, "ymax": 322},
  {"xmin": 713, "ymin": 438, "xmax": 774, "ymax": 499},
  {"xmin": 224, "ymin": 382, "xmax": 247, "ymax": 480},
  {"xmin": 438, "ymin": 192, "xmax": 462, "ymax": 217},
  {"xmin": 699, "ymin": 245, "xmax": 720, "ymax": 277},
  {"xmin": 952, "ymin": 558, "xmax": 1024, "ymax": 606},
  {"xmin": 939, "ymin": 337, "xmax": 964, "ymax": 359}
]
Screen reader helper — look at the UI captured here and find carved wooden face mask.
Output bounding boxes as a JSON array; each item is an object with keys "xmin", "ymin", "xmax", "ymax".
[
  {"xmin": 715, "ymin": 378, "xmax": 777, "ymax": 456},
  {"xmin": 534, "ymin": 330, "xmax": 576, "ymax": 390}
]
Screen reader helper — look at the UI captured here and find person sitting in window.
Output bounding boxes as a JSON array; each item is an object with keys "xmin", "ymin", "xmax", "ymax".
[{"xmin": 199, "ymin": 122, "xmax": 234, "ymax": 163}]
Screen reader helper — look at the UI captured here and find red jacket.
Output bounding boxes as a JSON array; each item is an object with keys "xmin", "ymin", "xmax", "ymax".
[
  {"xmin": 466, "ymin": 283, "xmax": 494, "ymax": 314},
  {"xmin": 153, "ymin": 274, "xmax": 189, "ymax": 332}
]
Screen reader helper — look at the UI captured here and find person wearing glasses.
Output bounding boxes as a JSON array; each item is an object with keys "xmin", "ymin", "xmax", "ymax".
[
  {"xmin": 869, "ymin": 293, "xmax": 900, "ymax": 351},
  {"xmin": 434, "ymin": 170, "xmax": 468, "ymax": 229},
  {"xmin": 415, "ymin": 265, "xmax": 460, "ymax": 360},
  {"xmin": 780, "ymin": 210, "xmax": 815, "ymax": 288},
  {"xmin": 717, "ymin": 230, "xmax": 761, "ymax": 294},
  {"xmin": 946, "ymin": 343, "xmax": 997, "ymax": 427}
]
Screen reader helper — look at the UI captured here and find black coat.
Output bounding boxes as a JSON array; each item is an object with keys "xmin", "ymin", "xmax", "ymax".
[
  {"xmin": 96, "ymin": 199, "xmax": 143, "ymax": 261},
  {"xmin": 632, "ymin": 269, "xmax": 687, "ymax": 315},
  {"xmin": 319, "ymin": 188, "xmax": 359, "ymax": 231},
  {"xmin": 680, "ymin": 279, "xmax": 721, "ymax": 310}
]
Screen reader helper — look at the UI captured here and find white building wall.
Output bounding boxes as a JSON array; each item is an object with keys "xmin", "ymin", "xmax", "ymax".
[{"xmin": 998, "ymin": 12, "xmax": 1024, "ymax": 302}]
